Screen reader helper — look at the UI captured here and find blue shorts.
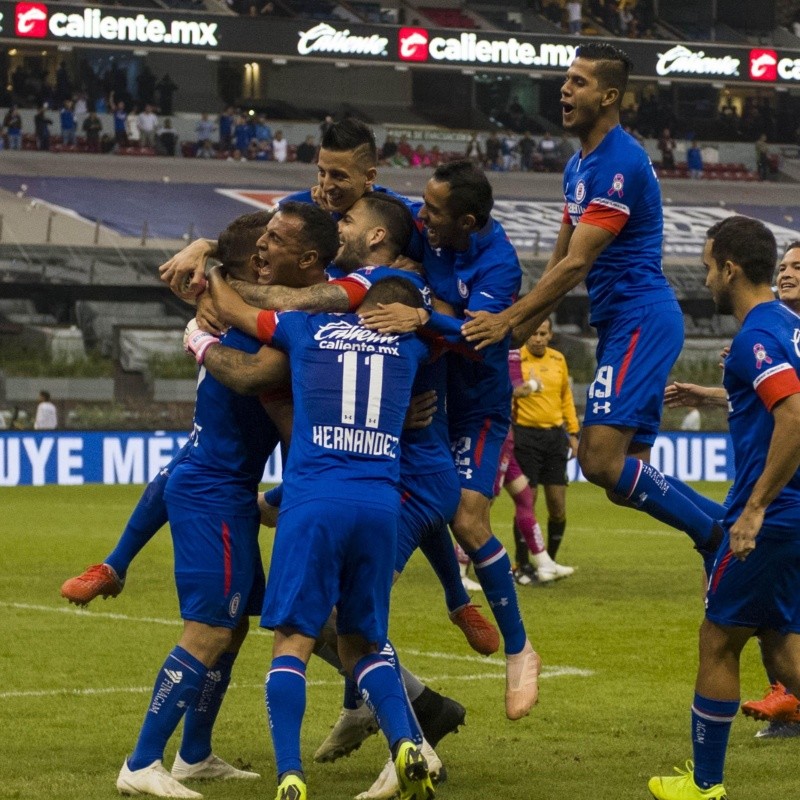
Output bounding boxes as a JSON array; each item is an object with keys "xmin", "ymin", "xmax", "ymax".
[
  {"xmin": 396, "ymin": 468, "xmax": 461, "ymax": 573},
  {"xmin": 585, "ymin": 300, "xmax": 683, "ymax": 446},
  {"xmin": 261, "ymin": 498, "xmax": 397, "ymax": 645},
  {"xmin": 168, "ymin": 503, "xmax": 264, "ymax": 629},
  {"xmin": 450, "ymin": 416, "xmax": 510, "ymax": 498},
  {"xmin": 705, "ymin": 529, "xmax": 800, "ymax": 635}
]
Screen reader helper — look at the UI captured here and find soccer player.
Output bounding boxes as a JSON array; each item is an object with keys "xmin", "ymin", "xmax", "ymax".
[
  {"xmin": 115, "ymin": 212, "xmax": 292, "ymax": 799},
  {"xmin": 360, "ymin": 160, "xmax": 541, "ymax": 720},
  {"xmin": 649, "ymin": 216, "xmax": 800, "ymax": 800},
  {"xmin": 190, "ymin": 277, "xmax": 438, "ymax": 800},
  {"xmin": 664, "ymin": 239, "xmax": 800, "ymax": 742},
  {"xmin": 510, "ymin": 319, "xmax": 579, "ymax": 574},
  {"xmin": 462, "ymin": 42, "xmax": 724, "ymax": 569}
]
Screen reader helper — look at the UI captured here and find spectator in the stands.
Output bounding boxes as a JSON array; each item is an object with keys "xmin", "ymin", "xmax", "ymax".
[
  {"xmin": 485, "ymin": 130, "xmax": 501, "ymax": 170},
  {"xmin": 156, "ymin": 74, "xmax": 177, "ymax": 116},
  {"xmin": 379, "ymin": 134, "xmax": 399, "ymax": 164},
  {"xmin": 567, "ymin": 0, "xmax": 582, "ymax": 34},
  {"xmin": 543, "ymin": 0, "xmax": 562, "ymax": 25},
  {"xmin": 34, "ymin": 391, "xmax": 57, "ymax": 430},
  {"xmin": 254, "ymin": 140, "xmax": 271, "ymax": 161},
  {"xmin": 113, "ymin": 101, "xmax": 128, "ymax": 149},
  {"xmin": 557, "ymin": 132, "xmax": 575, "ymax": 170},
  {"xmin": 126, "ymin": 105, "xmax": 141, "ymax": 148},
  {"xmin": 397, "ymin": 134, "xmax": 414, "ymax": 163},
  {"xmin": 196, "ymin": 112, "xmax": 215, "ymax": 146},
  {"xmin": 254, "ymin": 114, "xmax": 273, "ymax": 145},
  {"xmin": 83, "ymin": 111, "xmax": 103, "ymax": 152},
  {"xmin": 410, "ymin": 143, "xmax": 430, "ymax": 168},
  {"xmin": 74, "ymin": 93, "xmax": 88, "ymax": 116},
  {"xmin": 136, "ymin": 65, "xmax": 157, "ymax": 107},
  {"xmin": 616, "ymin": 0, "xmax": 634, "ymax": 35},
  {"xmin": 219, "ymin": 105, "xmax": 235, "ymax": 151},
  {"xmin": 537, "ymin": 131, "xmax": 558, "ymax": 171},
  {"xmin": 687, "ymin": 139, "xmax": 703, "ymax": 179},
  {"xmin": 3, "ymin": 106, "xmax": 23, "ymax": 150},
  {"xmin": 465, "ymin": 131, "xmax": 483, "ymax": 165},
  {"xmin": 296, "ymin": 135, "xmax": 317, "ymax": 164},
  {"xmin": 501, "ymin": 131, "xmax": 517, "ymax": 171},
  {"xmin": 34, "ymin": 103, "xmax": 53, "ymax": 151},
  {"xmin": 756, "ymin": 134, "xmax": 771, "ymax": 181},
  {"xmin": 60, "ymin": 99, "xmax": 76, "ymax": 146},
  {"xmin": 428, "ymin": 145, "xmax": 443, "ymax": 167},
  {"xmin": 227, "ymin": 147, "xmax": 247, "ymax": 162},
  {"xmin": 138, "ymin": 104, "xmax": 158, "ymax": 149},
  {"xmin": 196, "ymin": 139, "xmax": 216, "ymax": 159},
  {"xmin": 517, "ymin": 131, "xmax": 535, "ymax": 171},
  {"xmin": 658, "ymin": 127, "xmax": 676, "ymax": 169},
  {"xmin": 158, "ymin": 118, "xmax": 179, "ymax": 157},
  {"xmin": 234, "ymin": 114, "xmax": 253, "ymax": 152},
  {"xmin": 271, "ymin": 130, "xmax": 288, "ymax": 162}
]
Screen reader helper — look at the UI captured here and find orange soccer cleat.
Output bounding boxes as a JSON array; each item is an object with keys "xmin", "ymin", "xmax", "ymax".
[
  {"xmin": 449, "ymin": 603, "xmax": 500, "ymax": 656},
  {"xmin": 60, "ymin": 563, "xmax": 125, "ymax": 607},
  {"xmin": 741, "ymin": 683, "xmax": 800, "ymax": 722}
]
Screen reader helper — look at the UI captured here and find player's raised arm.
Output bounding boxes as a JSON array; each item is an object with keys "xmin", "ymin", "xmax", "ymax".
[
  {"xmin": 463, "ymin": 221, "xmax": 614, "ymax": 349},
  {"xmin": 228, "ymin": 277, "xmax": 352, "ymax": 314},
  {"xmin": 664, "ymin": 382, "xmax": 727, "ymax": 409}
]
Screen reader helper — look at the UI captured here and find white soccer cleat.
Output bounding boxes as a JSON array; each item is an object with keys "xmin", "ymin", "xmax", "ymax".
[
  {"xmin": 171, "ymin": 753, "xmax": 260, "ymax": 781},
  {"xmin": 117, "ymin": 759, "xmax": 203, "ymax": 798},
  {"xmin": 355, "ymin": 741, "xmax": 443, "ymax": 800},
  {"xmin": 536, "ymin": 562, "xmax": 574, "ymax": 582},
  {"xmin": 314, "ymin": 704, "xmax": 380, "ymax": 763},
  {"xmin": 505, "ymin": 640, "xmax": 541, "ymax": 721}
]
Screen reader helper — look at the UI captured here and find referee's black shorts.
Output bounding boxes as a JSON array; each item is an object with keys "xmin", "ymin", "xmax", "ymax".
[{"xmin": 512, "ymin": 424, "xmax": 570, "ymax": 487}]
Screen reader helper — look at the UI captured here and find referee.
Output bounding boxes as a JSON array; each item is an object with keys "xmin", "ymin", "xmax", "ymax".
[{"xmin": 511, "ymin": 318, "xmax": 580, "ymax": 561}]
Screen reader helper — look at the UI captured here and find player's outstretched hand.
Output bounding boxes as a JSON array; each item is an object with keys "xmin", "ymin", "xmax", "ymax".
[
  {"xmin": 461, "ymin": 309, "xmax": 511, "ymax": 350},
  {"xmin": 159, "ymin": 239, "xmax": 215, "ymax": 301},
  {"xmin": 359, "ymin": 303, "xmax": 429, "ymax": 334},
  {"xmin": 183, "ymin": 319, "xmax": 220, "ymax": 365},
  {"xmin": 728, "ymin": 506, "xmax": 762, "ymax": 561},
  {"xmin": 664, "ymin": 382, "xmax": 726, "ymax": 409},
  {"xmin": 404, "ymin": 390, "xmax": 437, "ymax": 430}
]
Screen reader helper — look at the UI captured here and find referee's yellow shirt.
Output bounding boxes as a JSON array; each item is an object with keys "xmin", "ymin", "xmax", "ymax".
[{"xmin": 513, "ymin": 346, "xmax": 580, "ymax": 434}]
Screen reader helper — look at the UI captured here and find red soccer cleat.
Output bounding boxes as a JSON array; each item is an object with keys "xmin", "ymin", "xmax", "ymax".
[
  {"xmin": 60, "ymin": 563, "xmax": 125, "ymax": 607},
  {"xmin": 449, "ymin": 603, "xmax": 500, "ymax": 656},
  {"xmin": 742, "ymin": 683, "xmax": 800, "ymax": 722}
]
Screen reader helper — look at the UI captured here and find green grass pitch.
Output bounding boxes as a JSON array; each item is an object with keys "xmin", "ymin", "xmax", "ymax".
[{"xmin": 0, "ymin": 482, "xmax": 796, "ymax": 800}]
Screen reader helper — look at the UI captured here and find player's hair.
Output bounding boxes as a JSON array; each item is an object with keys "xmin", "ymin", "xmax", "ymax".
[
  {"xmin": 217, "ymin": 211, "xmax": 273, "ymax": 279},
  {"xmin": 575, "ymin": 42, "xmax": 633, "ymax": 99},
  {"xmin": 362, "ymin": 277, "xmax": 424, "ymax": 309},
  {"xmin": 357, "ymin": 193, "xmax": 414, "ymax": 257},
  {"xmin": 706, "ymin": 216, "xmax": 777, "ymax": 285},
  {"xmin": 783, "ymin": 240, "xmax": 800, "ymax": 255},
  {"xmin": 279, "ymin": 201, "xmax": 340, "ymax": 265},
  {"xmin": 432, "ymin": 159, "xmax": 494, "ymax": 228},
  {"xmin": 321, "ymin": 118, "xmax": 377, "ymax": 168}
]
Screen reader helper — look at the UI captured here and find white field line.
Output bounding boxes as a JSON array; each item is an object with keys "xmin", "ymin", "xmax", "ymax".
[{"xmin": 0, "ymin": 602, "xmax": 594, "ymax": 700}]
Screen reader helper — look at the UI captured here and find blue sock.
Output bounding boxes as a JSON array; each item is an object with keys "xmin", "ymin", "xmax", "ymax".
[
  {"xmin": 179, "ymin": 650, "xmax": 237, "ymax": 765},
  {"xmin": 381, "ymin": 641, "xmax": 423, "ymax": 745},
  {"xmin": 614, "ymin": 458, "xmax": 716, "ymax": 549},
  {"xmin": 265, "ymin": 655, "xmax": 306, "ymax": 776},
  {"xmin": 128, "ymin": 646, "xmax": 207, "ymax": 771},
  {"xmin": 105, "ymin": 472, "xmax": 169, "ymax": 577},
  {"xmin": 343, "ymin": 676, "xmax": 361, "ymax": 710},
  {"xmin": 420, "ymin": 524, "xmax": 471, "ymax": 613},
  {"xmin": 355, "ymin": 653, "xmax": 412, "ymax": 751},
  {"xmin": 469, "ymin": 537, "xmax": 526, "ymax": 655},
  {"xmin": 665, "ymin": 476, "xmax": 727, "ymax": 520},
  {"xmin": 691, "ymin": 693, "xmax": 739, "ymax": 788}
]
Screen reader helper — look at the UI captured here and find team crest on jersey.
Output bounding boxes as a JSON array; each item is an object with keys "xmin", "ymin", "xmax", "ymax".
[
  {"xmin": 753, "ymin": 343, "xmax": 773, "ymax": 369},
  {"xmin": 575, "ymin": 180, "xmax": 586, "ymax": 203},
  {"xmin": 228, "ymin": 592, "xmax": 241, "ymax": 618},
  {"xmin": 607, "ymin": 173, "xmax": 625, "ymax": 198},
  {"xmin": 457, "ymin": 278, "xmax": 469, "ymax": 298}
]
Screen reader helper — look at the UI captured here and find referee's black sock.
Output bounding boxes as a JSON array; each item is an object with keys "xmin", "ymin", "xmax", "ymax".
[
  {"xmin": 513, "ymin": 521, "xmax": 530, "ymax": 566},
  {"xmin": 547, "ymin": 519, "xmax": 566, "ymax": 560}
]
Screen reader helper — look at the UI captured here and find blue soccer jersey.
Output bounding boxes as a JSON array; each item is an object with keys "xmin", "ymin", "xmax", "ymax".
[
  {"xmin": 258, "ymin": 310, "xmax": 430, "ymax": 508},
  {"xmin": 722, "ymin": 300, "xmax": 800, "ymax": 532},
  {"xmin": 411, "ymin": 213, "xmax": 522, "ymax": 422},
  {"xmin": 165, "ymin": 326, "xmax": 279, "ymax": 512},
  {"xmin": 562, "ymin": 125, "xmax": 676, "ymax": 324}
]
